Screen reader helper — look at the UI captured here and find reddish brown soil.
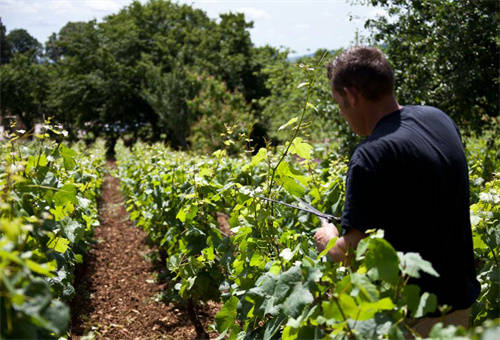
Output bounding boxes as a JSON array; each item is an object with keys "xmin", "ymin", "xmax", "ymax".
[{"xmin": 70, "ymin": 171, "xmax": 219, "ymax": 339}]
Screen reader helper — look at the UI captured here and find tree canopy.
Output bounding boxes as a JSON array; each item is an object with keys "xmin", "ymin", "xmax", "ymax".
[
  {"xmin": 6, "ymin": 28, "xmax": 42, "ymax": 58},
  {"xmin": 0, "ymin": 19, "xmax": 12, "ymax": 65},
  {"xmin": 38, "ymin": 0, "xmax": 283, "ymax": 152}
]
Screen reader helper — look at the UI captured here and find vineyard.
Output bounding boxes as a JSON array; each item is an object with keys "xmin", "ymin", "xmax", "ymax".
[
  {"xmin": 2, "ymin": 118, "xmax": 497, "ymax": 339},
  {"xmin": 115, "ymin": 126, "xmax": 500, "ymax": 339},
  {"xmin": 0, "ymin": 123, "xmax": 105, "ymax": 338},
  {"xmin": 1, "ymin": 0, "xmax": 499, "ymax": 339}
]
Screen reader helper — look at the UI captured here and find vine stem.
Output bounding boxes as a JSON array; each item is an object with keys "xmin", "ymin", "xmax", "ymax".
[
  {"xmin": 333, "ymin": 296, "xmax": 356, "ymax": 339},
  {"xmin": 394, "ymin": 275, "xmax": 410, "ymax": 302},
  {"xmin": 487, "ymin": 243, "xmax": 499, "ymax": 267},
  {"xmin": 265, "ymin": 51, "xmax": 329, "ymax": 199}
]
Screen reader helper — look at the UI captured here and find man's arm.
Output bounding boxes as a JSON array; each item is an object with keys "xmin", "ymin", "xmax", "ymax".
[{"xmin": 314, "ymin": 219, "xmax": 366, "ymax": 263}]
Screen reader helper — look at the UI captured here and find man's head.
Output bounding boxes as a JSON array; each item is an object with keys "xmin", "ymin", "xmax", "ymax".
[
  {"xmin": 326, "ymin": 46, "xmax": 398, "ymax": 136},
  {"xmin": 326, "ymin": 46, "xmax": 394, "ymax": 101}
]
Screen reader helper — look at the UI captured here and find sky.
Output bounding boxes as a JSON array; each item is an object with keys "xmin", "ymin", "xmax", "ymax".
[{"xmin": 0, "ymin": 0, "xmax": 384, "ymax": 57}]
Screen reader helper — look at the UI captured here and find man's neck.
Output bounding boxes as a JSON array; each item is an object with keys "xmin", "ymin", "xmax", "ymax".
[{"xmin": 363, "ymin": 95, "xmax": 401, "ymax": 135}]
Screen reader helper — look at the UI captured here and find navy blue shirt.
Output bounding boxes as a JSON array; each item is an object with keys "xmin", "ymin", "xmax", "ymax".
[{"xmin": 341, "ymin": 105, "xmax": 480, "ymax": 310}]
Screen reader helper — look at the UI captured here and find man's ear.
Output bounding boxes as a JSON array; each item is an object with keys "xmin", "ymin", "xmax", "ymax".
[{"xmin": 343, "ymin": 86, "xmax": 358, "ymax": 106}]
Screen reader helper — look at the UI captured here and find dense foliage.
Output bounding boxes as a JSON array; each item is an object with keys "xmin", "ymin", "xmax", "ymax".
[
  {"xmin": 0, "ymin": 124, "xmax": 105, "ymax": 338},
  {"xmin": 116, "ymin": 108, "xmax": 499, "ymax": 338}
]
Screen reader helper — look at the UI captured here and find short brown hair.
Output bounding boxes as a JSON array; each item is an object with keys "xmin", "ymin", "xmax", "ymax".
[{"xmin": 326, "ymin": 46, "xmax": 394, "ymax": 101}]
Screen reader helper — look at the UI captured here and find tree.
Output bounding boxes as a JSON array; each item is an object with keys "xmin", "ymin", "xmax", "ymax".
[
  {"xmin": 0, "ymin": 19, "xmax": 12, "ymax": 64},
  {"xmin": 0, "ymin": 54, "xmax": 50, "ymax": 130},
  {"xmin": 6, "ymin": 28, "xmax": 42, "ymax": 59},
  {"xmin": 362, "ymin": 0, "xmax": 499, "ymax": 128},
  {"xmin": 44, "ymin": 33, "xmax": 61, "ymax": 62},
  {"xmin": 187, "ymin": 72, "xmax": 254, "ymax": 154}
]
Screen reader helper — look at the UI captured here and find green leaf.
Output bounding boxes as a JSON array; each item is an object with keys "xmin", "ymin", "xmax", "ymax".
[
  {"xmin": 215, "ymin": 296, "xmax": 239, "ymax": 332},
  {"xmin": 42, "ymin": 299, "xmax": 70, "ymax": 335},
  {"xmin": 250, "ymin": 252, "xmax": 266, "ymax": 268},
  {"xmin": 338, "ymin": 293, "xmax": 359, "ymax": 319},
  {"xmin": 251, "ymin": 273, "xmax": 277, "ymax": 297},
  {"xmin": 176, "ymin": 207, "xmax": 187, "ymax": 222},
  {"xmin": 398, "ymin": 252, "xmax": 439, "ymax": 278},
  {"xmin": 59, "ymin": 144, "xmax": 77, "ymax": 170},
  {"xmin": 473, "ymin": 234, "xmax": 488, "ymax": 249},
  {"xmin": 26, "ymin": 155, "xmax": 36, "ymax": 173},
  {"xmin": 263, "ymin": 315, "xmax": 287, "ymax": 340},
  {"xmin": 251, "ymin": 147, "xmax": 267, "ymax": 166},
  {"xmin": 291, "ymin": 137, "xmax": 312, "ymax": 159},
  {"xmin": 388, "ymin": 324, "xmax": 405, "ymax": 340},
  {"xmin": 281, "ymin": 177, "xmax": 305, "ymax": 197},
  {"xmin": 414, "ymin": 292, "xmax": 438, "ymax": 318},
  {"xmin": 362, "ymin": 238, "xmax": 399, "ymax": 284},
  {"xmin": 358, "ymin": 297, "xmax": 395, "ymax": 320},
  {"xmin": 50, "ymin": 205, "xmax": 66, "ymax": 221},
  {"xmin": 318, "ymin": 236, "xmax": 337, "ymax": 259},
  {"xmin": 186, "ymin": 205, "xmax": 198, "ymax": 221},
  {"xmin": 402, "ymin": 284, "xmax": 421, "ymax": 317},
  {"xmin": 59, "ymin": 143, "xmax": 77, "ymax": 157},
  {"xmin": 15, "ymin": 279, "xmax": 52, "ymax": 315},
  {"xmin": 26, "ymin": 259, "xmax": 56, "ymax": 277},
  {"xmin": 47, "ymin": 236, "xmax": 70, "ymax": 253},
  {"xmin": 38, "ymin": 153, "xmax": 48, "ymax": 167},
  {"xmin": 351, "ymin": 273, "xmax": 379, "ymax": 302},
  {"xmin": 202, "ymin": 246, "xmax": 215, "ymax": 261},
  {"xmin": 322, "ymin": 299, "xmax": 343, "ymax": 321},
  {"xmin": 53, "ymin": 184, "xmax": 77, "ymax": 206},
  {"xmin": 74, "ymin": 254, "xmax": 83, "ymax": 263},
  {"xmin": 275, "ymin": 266, "xmax": 302, "ymax": 300},
  {"xmin": 276, "ymin": 161, "xmax": 291, "ymax": 177},
  {"xmin": 61, "ymin": 219, "xmax": 82, "ymax": 243},
  {"xmin": 282, "ymin": 325, "xmax": 299, "ymax": 340},
  {"xmin": 283, "ymin": 284, "xmax": 313, "ymax": 318}
]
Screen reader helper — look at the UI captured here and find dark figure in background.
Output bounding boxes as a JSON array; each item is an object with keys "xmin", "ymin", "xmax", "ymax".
[
  {"xmin": 248, "ymin": 122, "xmax": 277, "ymax": 155},
  {"xmin": 314, "ymin": 46, "xmax": 480, "ymax": 335}
]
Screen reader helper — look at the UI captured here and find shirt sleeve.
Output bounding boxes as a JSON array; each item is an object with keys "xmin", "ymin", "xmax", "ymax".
[{"xmin": 341, "ymin": 152, "xmax": 376, "ymax": 234}]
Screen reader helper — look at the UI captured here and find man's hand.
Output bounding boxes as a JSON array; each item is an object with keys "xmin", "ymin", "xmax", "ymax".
[
  {"xmin": 315, "ymin": 218, "xmax": 366, "ymax": 263},
  {"xmin": 314, "ymin": 218, "xmax": 340, "ymax": 252}
]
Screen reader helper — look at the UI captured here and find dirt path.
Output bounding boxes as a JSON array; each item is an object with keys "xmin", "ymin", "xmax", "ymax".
[{"xmin": 70, "ymin": 172, "xmax": 218, "ymax": 339}]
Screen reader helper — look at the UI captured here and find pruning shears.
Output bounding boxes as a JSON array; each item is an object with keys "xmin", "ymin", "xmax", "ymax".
[{"xmin": 257, "ymin": 195, "xmax": 341, "ymax": 223}]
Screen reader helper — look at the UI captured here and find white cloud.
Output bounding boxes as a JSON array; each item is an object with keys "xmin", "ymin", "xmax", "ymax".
[
  {"xmin": 50, "ymin": 0, "xmax": 77, "ymax": 14},
  {"xmin": 369, "ymin": 7, "xmax": 387, "ymax": 18},
  {"xmin": 295, "ymin": 23, "xmax": 310, "ymax": 29},
  {"xmin": 236, "ymin": 7, "xmax": 271, "ymax": 20},
  {"xmin": 84, "ymin": 0, "xmax": 123, "ymax": 12},
  {"xmin": 0, "ymin": 0, "xmax": 37, "ymax": 14}
]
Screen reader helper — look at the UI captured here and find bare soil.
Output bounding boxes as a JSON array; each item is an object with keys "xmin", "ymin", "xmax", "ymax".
[{"xmin": 70, "ymin": 170, "xmax": 219, "ymax": 339}]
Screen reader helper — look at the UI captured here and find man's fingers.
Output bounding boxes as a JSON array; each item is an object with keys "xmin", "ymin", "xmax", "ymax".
[{"xmin": 321, "ymin": 218, "xmax": 335, "ymax": 229}]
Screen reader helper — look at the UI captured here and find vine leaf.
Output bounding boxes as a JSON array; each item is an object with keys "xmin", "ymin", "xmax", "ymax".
[
  {"xmin": 414, "ymin": 292, "xmax": 438, "ymax": 318},
  {"xmin": 53, "ymin": 184, "xmax": 77, "ymax": 206},
  {"xmin": 398, "ymin": 252, "xmax": 439, "ymax": 278},
  {"xmin": 215, "ymin": 296, "xmax": 239, "ymax": 332}
]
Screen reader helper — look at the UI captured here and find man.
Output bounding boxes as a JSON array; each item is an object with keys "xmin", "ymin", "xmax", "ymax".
[{"xmin": 314, "ymin": 46, "xmax": 480, "ymax": 334}]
